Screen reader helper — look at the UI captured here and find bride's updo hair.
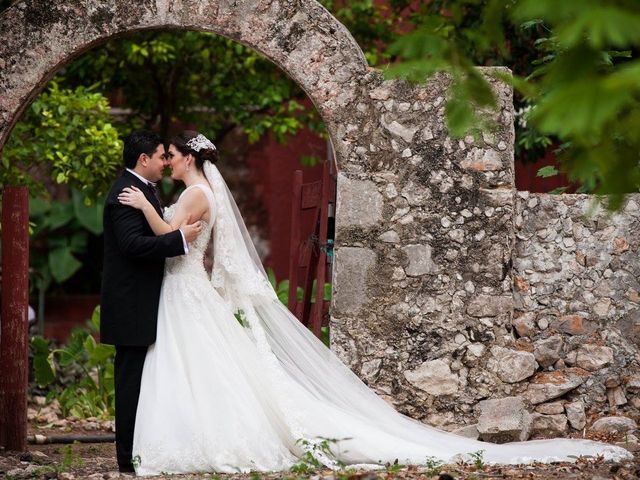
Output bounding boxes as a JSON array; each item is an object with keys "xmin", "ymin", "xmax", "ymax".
[{"xmin": 171, "ymin": 130, "xmax": 219, "ymax": 170}]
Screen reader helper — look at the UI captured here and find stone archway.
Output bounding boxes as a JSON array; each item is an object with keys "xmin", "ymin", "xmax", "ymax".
[
  {"xmin": 2, "ymin": 0, "xmax": 569, "ymax": 444},
  {"xmin": 0, "ymin": 0, "xmax": 367, "ymax": 151}
]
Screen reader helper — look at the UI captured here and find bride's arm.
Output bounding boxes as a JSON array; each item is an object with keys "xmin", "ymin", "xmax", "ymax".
[
  {"xmin": 118, "ymin": 186, "xmax": 208, "ymax": 235},
  {"xmin": 166, "ymin": 189, "xmax": 208, "ymax": 231},
  {"xmin": 118, "ymin": 186, "xmax": 173, "ymax": 235}
]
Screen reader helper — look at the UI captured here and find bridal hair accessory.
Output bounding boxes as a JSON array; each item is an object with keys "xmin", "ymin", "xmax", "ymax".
[{"xmin": 186, "ymin": 134, "xmax": 216, "ymax": 152}]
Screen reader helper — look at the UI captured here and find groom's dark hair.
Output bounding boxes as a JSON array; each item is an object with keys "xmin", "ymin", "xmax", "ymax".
[{"xmin": 123, "ymin": 130, "xmax": 163, "ymax": 169}]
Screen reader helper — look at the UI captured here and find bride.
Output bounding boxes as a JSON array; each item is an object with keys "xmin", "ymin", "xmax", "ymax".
[{"xmin": 117, "ymin": 130, "xmax": 630, "ymax": 475}]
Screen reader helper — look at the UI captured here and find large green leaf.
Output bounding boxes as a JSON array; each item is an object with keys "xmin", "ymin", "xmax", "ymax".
[
  {"xmin": 33, "ymin": 355, "xmax": 56, "ymax": 388},
  {"xmin": 536, "ymin": 166, "xmax": 559, "ymax": 178},
  {"xmin": 87, "ymin": 340, "xmax": 114, "ymax": 366},
  {"xmin": 47, "ymin": 201, "xmax": 74, "ymax": 230},
  {"xmin": 72, "ymin": 189, "xmax": 104, "ymax": 235},
  {"xmin": 89, "ymin": 343, "xmax": 116, "ymax": 365},
  {"xmin": 48, "ymin": 247, "xmax": 82, "ymax": 283},
  {"xmin": 103, "ymin": 363, "xmax": 115, "ymax": 398},
  {"xmin": 69, "ymin": 231, "xmax": 88, "ymax": 253},
  {"xmin": 89, "ymin": 305, "xmax": 101, "ymax": 333},
  {"xmin": 56, "ymin": 328, "xmax": 89, "ymax": 367},
  {"xmin": 29, "ymin": 197, "xmax": 51, "ymax": 218},
  {"xmin": 31, "ymin": 337, "xmax": 55, "ymax": 387},
  {"xmin": 266, "ymin": 267, "xmax": 277, "ymax": 289}
]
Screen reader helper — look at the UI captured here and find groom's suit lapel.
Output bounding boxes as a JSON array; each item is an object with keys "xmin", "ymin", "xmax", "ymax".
[{"xmin": 122, "ymin": 170, "xmax": 163, "ymax": 217}]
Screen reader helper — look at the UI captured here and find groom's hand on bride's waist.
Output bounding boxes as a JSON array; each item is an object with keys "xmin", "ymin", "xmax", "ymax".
[{"xmin": 180, "ymin": 214, "xmax": 203, "ymax": 244}]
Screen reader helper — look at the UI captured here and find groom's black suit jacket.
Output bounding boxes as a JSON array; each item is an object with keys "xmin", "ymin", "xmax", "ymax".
[{"xmin": 100, "ymin": 170, "xmax": 184, "ymax": 346}]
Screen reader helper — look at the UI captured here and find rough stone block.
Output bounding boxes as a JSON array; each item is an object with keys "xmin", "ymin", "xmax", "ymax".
[
  {"xmin": 403, "ymin": 359, "xmax": 459, "ymax": 396},
  {"xmin": 452, "ymin": 424, "xmax": 480, "ymax": 439},
  {"xmin": 332, "ymin": 247, "xmax": 375, "ymax": 315},
  {"xmin": 534, "ymin": 335, "xmax": 564, "ymax": 368},
  {"xmin": 512, "ymin": 312, "xmax": 536, "ymax": 337},
  {"xmin": 531, "ymin": 413, "xmax": 568, "ymax": 437},
  {"xmin": 591, "ymin": 416, "xmax": 637, "ymax": 434},
  {"xmin": 575, "ymin": 344, "xmax": 614, "ymax": 371},
  {"xmin": 402, "ymin": 244, "xmax": 438, "ymax": 276},
  {"xmin": 492, "ymin": 347, "xmax": 537, "ymax": 383},
  {"xmin": 626, "ymin": 375, "xmax": 640, "ymax": 394},
  {"xmin": 535, "ymin": 401, "xmax": 565, "ymax": 415},
  {"xmin": 477, "ymin": 396, "xmax": 532, "ymax": 443},
  {"xmin": 552, "ymin": 315, "xmax": 588, "ymax": 335},
  {"xmin": 336, "ymin": 174, "xmax": 383, "ymax": 228},
  {"xmin": 467, "ymin": 295, "xmax": 514, "ymax": 318},
  {"xmin": 565, "ymin": 401, "xmax": 586, "ymax": 430},
  {"xmin": 525, "ymin": 368, "xmax": 589, "ymax": 404}
]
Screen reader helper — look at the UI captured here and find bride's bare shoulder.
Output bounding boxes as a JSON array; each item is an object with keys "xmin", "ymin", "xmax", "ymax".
[
  {"xmin": 175, "ymin": 185, "xmax": 212, "ymax": 220},
  {"xmin": 179, "ymin": 185, "xmax": 209, "ymax": 202}
]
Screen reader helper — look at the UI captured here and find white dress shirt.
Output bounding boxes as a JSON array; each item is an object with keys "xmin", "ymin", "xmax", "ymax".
[{"xmin": 125, "ymin": 169, "xmax": 188, "ymax": 254}]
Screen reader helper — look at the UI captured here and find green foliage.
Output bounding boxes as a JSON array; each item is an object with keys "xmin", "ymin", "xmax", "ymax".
[
  {"xmin": 536, "ymin": 165, "xmax": 559, "ymax": 178},
  {"xmin": 468, "ymin": 449, "xmax": 486, "ymax": 471},
  {"xmin": 385, "ymin": 458, "xmax": 405, "ymax": 474},
  {"xmin": 59, "ymin": 31, "xmax": 321, "ymax": 144},
  {"xmin": 29, "ymin": 190, "xmax": 104, "ymax": 292},
  {"xmin": 320, "ymin": 326, "xmax": 330, "ymax": 349},
  {"xmin": 1, "ymin": 83, "xmax": 122, "ymax": 201},
  {"xmin": 514, "ymin": 0, "xmax": 640, "ymax": 206},
  {"xmin": 266, "ymin": 268, "xmax": 303, "ymax": 305},
  {"xmin": 291, "ymin": 437, "xmax": 347, "ymax": 473},
  {"xmin": 61, "ymin": 443, "xmax": 85, "ymax": 470},
  {"xmin": 319, "ymin": 0, "xmax": 399, "ymax": 66},
  {"xmin": 333, "ymin": 467, "xmax": 357, "ymax": 480},
  {"xmin": 515, "ymin": 102, "xmax": 553, "ymax": 161},
  {"xmin": 6, "ymin": 443, "xmax": 84, "ymax": 478},
  {"xmin": 310, "ymin": 279, "xmax": 333, "ymax": 304},
  {"xmin": 31, "ymin": 306, "xmax": 115, "ymax": 419},
  {"xmin": 299, "ymin": 155, "xmax": 323, "ymax": 168},
  {"xmin": 423, "ymin": 456, "xmax": 444, "ymax": 477},
  {"xmin": 234, "ymin": 309, "xmax": 248, "ymax": 328},
  {"xmin": 266, "ymin": 268, "xmax": 331, "ymax": 347},
  {"xmin": 383, "ymin": 5, "xmax": 503, "ymax": 137},
  {"xmin": 31, "ymin": 335, "xmax": 56, "ymax": 387},
  {"xmin": 383, "ymin": 0, "xmax": 640, "ymax": 207}
]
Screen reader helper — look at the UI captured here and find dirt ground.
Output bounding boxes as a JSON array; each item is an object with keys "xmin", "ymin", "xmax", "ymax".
[{"xmin": 2, "ymin": 423, "xmax": 639, "ymax": 480}]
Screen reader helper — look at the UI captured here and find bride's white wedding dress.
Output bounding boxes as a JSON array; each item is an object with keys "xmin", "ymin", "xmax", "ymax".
[{"xmin": 132, "ymin": 164, "xmax": 630, "ymax": 476}]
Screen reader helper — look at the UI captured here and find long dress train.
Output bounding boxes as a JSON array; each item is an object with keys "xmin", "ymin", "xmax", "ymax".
[{"xmin": 132, "ymin": 173, "xmax": 631, "ymax": 476}]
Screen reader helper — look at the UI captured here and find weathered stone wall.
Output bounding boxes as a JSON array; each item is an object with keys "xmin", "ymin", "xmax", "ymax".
[
  {"xmin": 333, "ymin": 184, "xmax": 640, "ymax": 440},
  {"xmin": 331, "ymin": 66, "xmax": 640, "ymax": 439},
  {"xmin": 511, "ymin": 193, "xmax": 640, "ymax": 438},
  {"xmin": 331, "ymin": 70, "xmax": 517, "ymax": 429}
]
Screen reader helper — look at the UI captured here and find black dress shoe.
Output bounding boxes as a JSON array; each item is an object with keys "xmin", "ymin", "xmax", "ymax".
[{"xmin": 118, "ymin": 463, "xmax": 136, "ymax": 473}]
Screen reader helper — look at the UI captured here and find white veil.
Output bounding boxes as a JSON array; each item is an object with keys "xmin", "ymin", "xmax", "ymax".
[{"xmin": 202, "ymin": 161, "xmax": 631, "ymax": 466}]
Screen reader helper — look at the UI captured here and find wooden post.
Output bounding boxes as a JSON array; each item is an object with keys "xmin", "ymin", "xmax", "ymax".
[
  {"xmin": 0, "ymin": 186, "xmax": 29, "ymax": 452},
  {"xmin": 312, "ymin": 161, "xmax": 331, "ymax": 337},
  {"xmin": 288, "ymin": 171, "xmax": 303, "ymax": 317}
]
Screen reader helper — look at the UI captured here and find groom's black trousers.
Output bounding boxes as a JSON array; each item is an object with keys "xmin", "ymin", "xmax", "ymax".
[{"xmin": 114, "ymin": 345, "xmax": 148, "ymax": 469}]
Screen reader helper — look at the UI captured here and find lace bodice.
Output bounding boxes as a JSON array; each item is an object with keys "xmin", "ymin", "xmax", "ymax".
[{"xmin": 163, "ymin": 184, "xmax": 216, "ymax": 278}]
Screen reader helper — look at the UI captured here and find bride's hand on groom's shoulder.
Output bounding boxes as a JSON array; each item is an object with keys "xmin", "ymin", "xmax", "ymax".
[
  {"xmin": 118, "ymin": 186, "xmax": 151, "ymax": 211},
  {"xmin": 180, "ymin": 214, "xmax": 203, "ymax": 243}
]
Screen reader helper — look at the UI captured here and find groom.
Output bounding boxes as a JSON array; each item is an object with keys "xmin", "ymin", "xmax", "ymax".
[{"xmin": 100, "ymin": 130, "xmax": 202, "ymax": 473}]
